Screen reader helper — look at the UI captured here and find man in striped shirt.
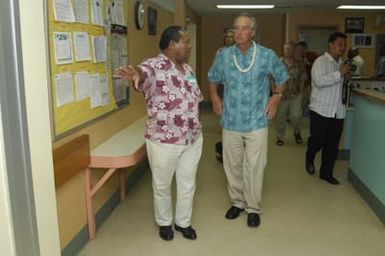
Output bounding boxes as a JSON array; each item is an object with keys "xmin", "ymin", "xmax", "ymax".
[{"xmin": 305, "ymin": 32, "xmax": 351, "ymax": 185}]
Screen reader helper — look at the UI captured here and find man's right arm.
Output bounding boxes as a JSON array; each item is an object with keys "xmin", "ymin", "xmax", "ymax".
[
  {"xmin": 118, "ymin": 65, "xmax": 146, "ymax": 91},
  {"xmin": 208, "ymin": 52, "xmax": 224, "ymax": 116},
  {"xmin": 209, "ymin": 83, "xmax": 222, "ymax": 116}
]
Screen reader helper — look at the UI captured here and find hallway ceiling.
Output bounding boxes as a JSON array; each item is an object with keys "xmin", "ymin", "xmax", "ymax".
[{"xmin": 186, "ymin": 0, "xmax": 385, "ymax": 14}]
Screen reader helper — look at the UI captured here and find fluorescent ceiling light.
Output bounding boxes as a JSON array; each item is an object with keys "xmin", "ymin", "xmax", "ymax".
[
  {"xmin": 337, "ymin": 5, "xmax": 385, "ymax": 10},
  {"xmin": 216, "ymin": 4, "xmax": 275, "ymax": 9}
]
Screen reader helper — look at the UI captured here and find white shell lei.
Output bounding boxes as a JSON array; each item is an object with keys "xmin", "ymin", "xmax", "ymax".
[{"xmin": 233, "ymin": 41, "xmax": 257, "ymax": 73}]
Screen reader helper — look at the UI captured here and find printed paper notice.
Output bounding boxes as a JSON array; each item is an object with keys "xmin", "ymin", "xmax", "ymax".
[
  {"xmin": 73, "ymin": 0, "xmax": 89, "ymax": 24},
  {"xmin": 55, "ymin": 73, "xmax": 74, "ymax": 107},
  {"xmin": 53, "ymin": 0, "xmax": 75, "ymax": 23},
  {"xmin": 110, "ymin": 0, "xmax": 125, "ymax": 26},
  {"xmin": 91, "ymin": 0, "xmax": 104, "ymax": 26},
  {"xmin": 92, "ymin": 36, "xmax": 107, "ymax": 63},
  {"xmin": 74, "ymin": 72, "xmax": 90, "ymax": 100},
  {"xmin": 113, "ymin": 79, "xmax": 127, "ymax": 102},
  {"xmin": 73, "ymin": 32, "xmax": 91, "ymax": 61},
  {"xmin": 99, "ymin": 74, "xmax": 110, "ymax": 106},
  {"xmin": 89, "ymin": 74, "xmax": 102, "ymax": 108},
  {"xmin": 54, "ymin": 32, "xmax": 73, "ymax": 65}
]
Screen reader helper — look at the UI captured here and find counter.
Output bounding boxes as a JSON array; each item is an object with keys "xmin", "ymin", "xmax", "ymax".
[{"xmin": 348, "ymin": 88, "xmax": 385, "ymax": 225}]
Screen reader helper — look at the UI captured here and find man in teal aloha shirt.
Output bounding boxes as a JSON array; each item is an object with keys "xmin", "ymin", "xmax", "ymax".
[{"xmin": 208, "ymin": 12, "xmax": 288, "ymax": 228}]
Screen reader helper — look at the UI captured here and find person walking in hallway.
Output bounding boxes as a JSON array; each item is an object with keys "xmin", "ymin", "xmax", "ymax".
[
  {"xmin": 208, "ymin": 12, "xmax": 288, "ymax": 227},
  {"xmin": 275, "ymin": 41, "xmax": 307, "ymax": 146},
  {"xmin": 305, "ymin": 32, "xmax": 351, "ymax": 185},
  {"xmin": 215, "ymin": 28, "xmax": 236, "ymax": 163},
  {"xmin": 295, "ymin": 41, "xmax": 319, "ymax": 116},
  {"xmin": 118, "ymin": 26, "xmax": 203, "ymax": 241},
  {"xmin": 347, "ymin": 46, "xmax": 365, "ymax": 77}
]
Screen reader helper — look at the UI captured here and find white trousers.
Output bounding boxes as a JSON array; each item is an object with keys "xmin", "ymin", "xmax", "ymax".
[
  {"xmin": 222, "ymin": 128, "xmax": 268, "ymax": 214},
  {"xmin": 145, "ymin": 135, "xmax": 203, "ymax": 227}
]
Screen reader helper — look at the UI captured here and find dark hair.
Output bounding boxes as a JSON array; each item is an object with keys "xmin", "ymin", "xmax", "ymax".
[
  {"xmin": 296, "ymin": 41, "xmax": 308, "ymax": 48},
  {"xmin": 159, "ymin": 26, "xmax": 184, "ymax": 50},
  {"xmin": 328, "ymin": 32, "xmax": 347, "ymax": 43}
]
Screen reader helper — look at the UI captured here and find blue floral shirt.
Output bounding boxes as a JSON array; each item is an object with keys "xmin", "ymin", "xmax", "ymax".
[{"xmin": 208, "ymin": 42, "xmax": 288, "ymax": 132}]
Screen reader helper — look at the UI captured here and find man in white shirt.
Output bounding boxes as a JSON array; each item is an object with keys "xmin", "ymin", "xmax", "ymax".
[
  {"xmin": 347, "ymin": 47, "xmax": 365, "ymax": 77},
  {"xmin": 305, "ymin": 32, "xmax": 351, "ymax": 185}
]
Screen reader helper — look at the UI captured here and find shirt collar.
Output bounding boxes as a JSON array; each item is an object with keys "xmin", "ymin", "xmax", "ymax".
[
  {"xmin": 325, "ymin": 52, "xmax": 343, "ymax": 64},
  {"xmin": 158, "ymin": 53, "xmax": 189, "ymax": 74},
  {"xmin": 234, "ymin": 41, "xmax": 256, "ymax": 56}
]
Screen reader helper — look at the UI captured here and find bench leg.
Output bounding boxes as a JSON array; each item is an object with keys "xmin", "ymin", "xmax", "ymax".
[
  {"xmin": 85, "ymin": 168, "xmax": 96, "ymax": 239},
  {"xmin": 119, "ymin": 169, "xmax": 126, "ymax": 201}
]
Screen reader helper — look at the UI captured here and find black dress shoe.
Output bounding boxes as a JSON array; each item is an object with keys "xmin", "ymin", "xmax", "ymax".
[
  {"xmin": 174, "ymin": 225, "xmax": 197, "ymax": 240},
  {"xmin": 320, "ymin": 176, "xmax": 339, "ymax": 185},
  {"xmin": 247, "ymin": 213, "xmax": 260, "ymax": 227},
  {"xmin": 225, "ymin": 206, "xmax": 244, "ymax": 219},
  {"xmin": 276, "ymin": 140, "xmax": 284, "ymax": 146},
  {"xmin": 305, "ymin": 160, "xmax": 315, "ymax": 175},
  {"xmin": 159, "ymin": 225, "xmax": 173, "ymax": 241},
  {"xmin": 294, "ymin": 133, "xmax": 302, "ymax": 144}
]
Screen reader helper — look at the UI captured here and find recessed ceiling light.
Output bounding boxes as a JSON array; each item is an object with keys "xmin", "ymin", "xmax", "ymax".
[
  {"xmin": 337, "ymin": 5, "xmax": 385, "ymax": 10},
  {"xmin": 216, "ymin": 4, "xmax": 275, "ymax": 9}
]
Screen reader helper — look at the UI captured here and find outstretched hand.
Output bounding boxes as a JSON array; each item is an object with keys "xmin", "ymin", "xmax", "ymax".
[{"xmin": 117, "ymin": 65, "xmax": 140, "ymax": 89}]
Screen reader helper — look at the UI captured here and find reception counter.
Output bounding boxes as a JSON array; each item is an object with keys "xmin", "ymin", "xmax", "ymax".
[{"xmin": 348, "ymin": 88, "xmax": 385, "ymax": 225}]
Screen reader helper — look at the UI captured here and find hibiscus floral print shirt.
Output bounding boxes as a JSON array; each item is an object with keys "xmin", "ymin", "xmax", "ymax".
[{"xmin": 137, "ymin": 53, "xmax": 203, "ymax": 145}]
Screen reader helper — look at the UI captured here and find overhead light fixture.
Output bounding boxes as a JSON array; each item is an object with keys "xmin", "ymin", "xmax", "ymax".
[
  {"xmin": 216, "ymin": 4, "xmax": 275, "ymax": 9},
  {"xmin": 337, "ymin": 5, "xmax": 385, "ymax": 10}
]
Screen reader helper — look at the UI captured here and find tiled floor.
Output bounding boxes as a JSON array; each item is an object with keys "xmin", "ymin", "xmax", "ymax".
[{"xmin": 79, "ymin": 109, "xmax": 385, "ymax": 256}]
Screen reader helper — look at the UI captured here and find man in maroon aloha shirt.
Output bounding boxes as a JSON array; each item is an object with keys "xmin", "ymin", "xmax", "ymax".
[{"xmin": 118, "ymin": 26, "xmax": 203, "ymax": 241}]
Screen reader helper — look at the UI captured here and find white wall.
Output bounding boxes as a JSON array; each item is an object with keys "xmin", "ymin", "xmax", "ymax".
[{"xmin": 18, "ymin": 0, "xmax": 61, "ymax": 254}]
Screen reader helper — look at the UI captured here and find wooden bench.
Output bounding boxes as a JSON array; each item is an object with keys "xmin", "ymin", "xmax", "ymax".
[
  {"xmin": 53, "ymin": 134, "xmax": 90, "ymax": 188},
  {"xmin": 85, "ymin": 116, "xmax": 147, "ymax": 239}
]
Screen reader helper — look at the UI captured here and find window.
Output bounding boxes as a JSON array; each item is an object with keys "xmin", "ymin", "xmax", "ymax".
[{"xmin": 352, "ymin": 34, "xmax": 374, "ymax": 48}]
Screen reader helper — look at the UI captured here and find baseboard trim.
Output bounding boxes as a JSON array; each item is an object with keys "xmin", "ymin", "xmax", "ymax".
[
  {"xmin": 348, "ymin": 168, "xmax": 385, "ymax": 226},
  {"xmin": 61, "ymin": 159, "xmax": 149, "ymax": 256}
]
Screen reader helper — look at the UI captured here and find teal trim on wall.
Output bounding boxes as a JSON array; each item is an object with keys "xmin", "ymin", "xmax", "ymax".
[
  {"xmin": 342, "ymin": 109, "xmax": 354, "ymax": 150},
  {"xmin": 348, "ymin": 169, "xmax": 385, "ymax": 225},
  {"xmin": 349, "ymin": 94, "xmax": 385, "ymax": 207},
  {"xmin": 61, "ymin": 159, "xmax": 149, "ymax": 256}
]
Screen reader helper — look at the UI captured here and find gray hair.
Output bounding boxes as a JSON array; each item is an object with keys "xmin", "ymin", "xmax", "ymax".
[{"xmin": 234, "ymin": 12, "xmax": 258, "ymax": 31}]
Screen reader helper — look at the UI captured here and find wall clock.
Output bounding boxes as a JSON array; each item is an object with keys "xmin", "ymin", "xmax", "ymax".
[{"xmin": 135, "ymin": 1, "xmax": 145, "ymax": 30}]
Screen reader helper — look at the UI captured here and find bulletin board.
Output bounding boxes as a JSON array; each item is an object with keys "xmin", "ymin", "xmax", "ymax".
[{"xmin": 48, "ymin": 0, "xmax": 129, "ymax": 137}]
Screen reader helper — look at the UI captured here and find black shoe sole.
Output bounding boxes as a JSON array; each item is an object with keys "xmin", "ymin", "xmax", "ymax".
[{"xmin": 320, "ymin": 176, "xmax": 339, "ymax": 185}]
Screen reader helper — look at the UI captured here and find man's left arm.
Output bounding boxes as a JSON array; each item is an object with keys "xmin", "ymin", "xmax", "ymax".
[
  {"xmin": 265, "ymin": 83, "xmax": 284, "ymax": 119},
  {"xmin": 265, "ymin": 51, "xmax": 288, "ymax": 119}
]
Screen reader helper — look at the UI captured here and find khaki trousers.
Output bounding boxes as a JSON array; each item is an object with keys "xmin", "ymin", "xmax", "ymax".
[
  {"xmin": 146, "ymin": 135, "xmax": 203, "ymax": 227},
  {"xmin": 222, "ymin": 128, "xmax": 268, "ymax": 214},
  {"xmin": 276, "ymin": 92, "xmax": 303, "ymax": 140}
]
